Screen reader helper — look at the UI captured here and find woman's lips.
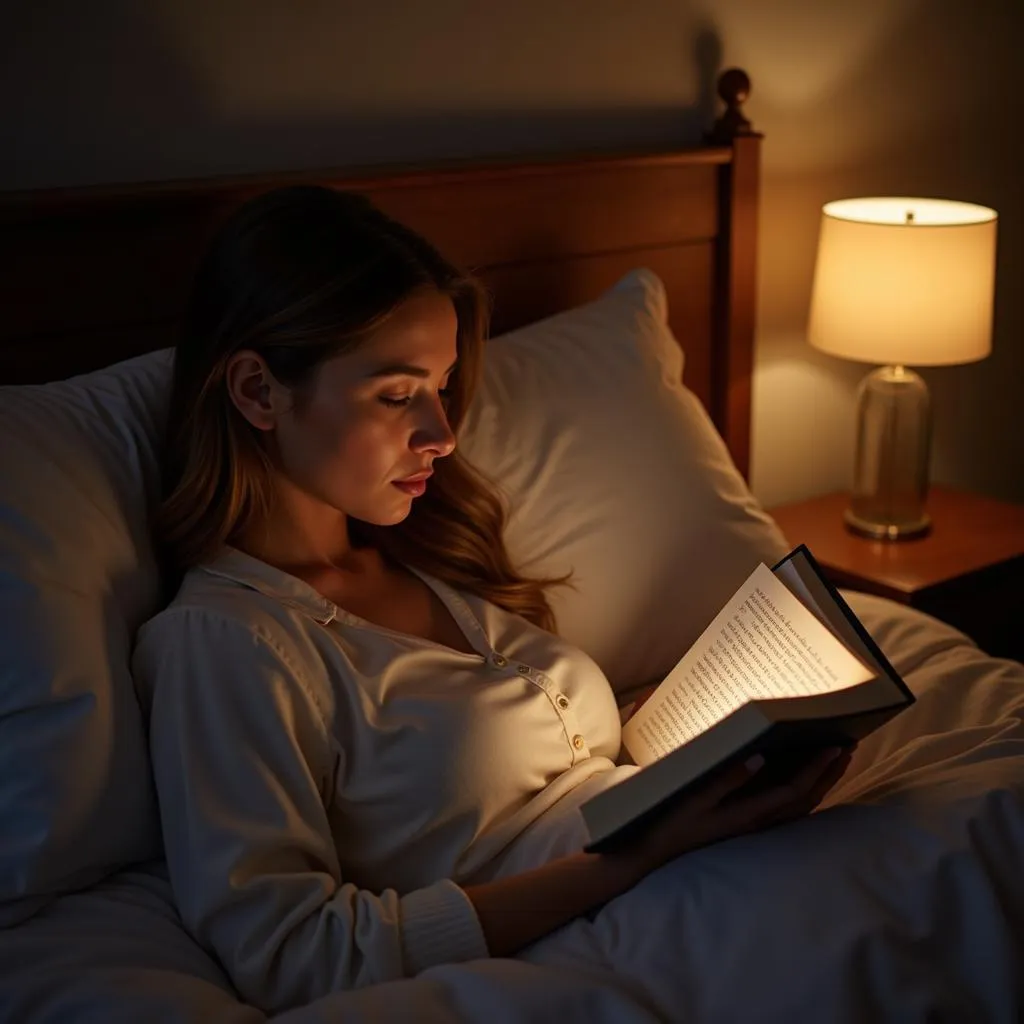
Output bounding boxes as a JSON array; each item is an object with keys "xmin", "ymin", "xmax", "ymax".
[
  {"xmin": 392, "ymin": 479, "xmax": 427, "ymax": 497},
  {"xmin": 392, "ymin": 471, "xmax": 432, "ymax": 497}
]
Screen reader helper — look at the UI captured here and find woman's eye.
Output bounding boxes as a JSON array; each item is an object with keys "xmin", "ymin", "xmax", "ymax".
[{"xmin": 379, "ymin": 386, "xmax": 451, "ymax": 409}]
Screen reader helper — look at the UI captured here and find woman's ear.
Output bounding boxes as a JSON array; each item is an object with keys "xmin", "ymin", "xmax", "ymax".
[{"xmin": 225, "ymin": 351, "xmax": 289, "ymax": 431}]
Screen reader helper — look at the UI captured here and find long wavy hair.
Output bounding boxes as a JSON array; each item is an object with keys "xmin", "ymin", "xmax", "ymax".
[{"xmin": 158, "ymin": 185, "xmax": 568, "ymax": 632}]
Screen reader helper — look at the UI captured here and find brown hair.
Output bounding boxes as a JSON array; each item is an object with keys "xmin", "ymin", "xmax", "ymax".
[{"xmin": 158, "ymin": 185, "xmax": 567, "ymax": 631}]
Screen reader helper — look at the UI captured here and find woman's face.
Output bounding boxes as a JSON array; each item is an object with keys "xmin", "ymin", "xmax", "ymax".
[{"xmin": 257, "ymin": 289, "xmax": 460, "ymax": 530}]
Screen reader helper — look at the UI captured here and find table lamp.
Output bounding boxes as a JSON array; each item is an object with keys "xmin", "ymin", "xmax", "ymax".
[{"xmin": 808, "ymin": 197, "xmax": 997, "ymax": 540}]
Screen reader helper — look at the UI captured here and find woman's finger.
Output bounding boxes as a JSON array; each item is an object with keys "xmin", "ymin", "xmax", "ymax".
[{"xmin": 712, "ymin": 747, "xmax": 845, "ymax": 831}]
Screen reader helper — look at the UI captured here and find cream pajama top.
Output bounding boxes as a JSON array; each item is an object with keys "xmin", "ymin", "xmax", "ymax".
[{"xmin": 132, "ymin": 545, "xmax": 632, "ymax": 1014}]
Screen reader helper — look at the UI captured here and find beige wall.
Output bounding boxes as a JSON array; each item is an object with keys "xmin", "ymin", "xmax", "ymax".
[
  {"xmin": 3, "ymin": 0, "xmax": 1020, "ymax": 504},
  {"xmin": 727, "ymin": 0, "xmax": 1024, "ymax": 507}
]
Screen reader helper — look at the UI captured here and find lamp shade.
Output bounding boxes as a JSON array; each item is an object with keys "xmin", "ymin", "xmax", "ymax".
[{"xmin": 808, "ymin": 197, "xmax": 997, "ymax": 366}]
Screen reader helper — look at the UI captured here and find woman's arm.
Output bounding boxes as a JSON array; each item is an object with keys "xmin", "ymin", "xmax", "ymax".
[
  {"xmin": 133, "ymin": 608, "xmax": 487, "ymax": 1015},
  {"xmin": 465, "ymin": 746, "xmax": 852, "ymax": 957},
  {"xmin": 464, "ymin": 849, "xmax": 638, "ymax": 955}
]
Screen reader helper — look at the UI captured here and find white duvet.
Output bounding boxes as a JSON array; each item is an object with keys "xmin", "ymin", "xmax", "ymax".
[{"xmin": 2, "ymin": 592, "xmax": 1022, "ymax": 1023}]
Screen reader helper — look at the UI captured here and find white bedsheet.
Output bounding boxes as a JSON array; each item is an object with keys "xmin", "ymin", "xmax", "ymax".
[{"xmin": 2, "ymin": 592, "xmax": 1022, "ymax": 1023}]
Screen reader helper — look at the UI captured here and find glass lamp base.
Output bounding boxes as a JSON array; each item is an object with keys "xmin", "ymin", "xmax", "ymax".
[
  {"xmin": 846, "ymin": 364, "xmax": 932, "ymax": 542},
  {"xmin": 843, "ymin": 506, "xmax": 931, "ymax": 540}
]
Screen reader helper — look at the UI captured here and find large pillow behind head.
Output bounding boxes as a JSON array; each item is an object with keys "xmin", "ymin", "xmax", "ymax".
[
  {"xmin": 0, "ymin": 351, "xmax": 171, "ymax": 924},
  {"xmin": 461, "ymin": 269, "xmax": 789, "ymax": 696}
]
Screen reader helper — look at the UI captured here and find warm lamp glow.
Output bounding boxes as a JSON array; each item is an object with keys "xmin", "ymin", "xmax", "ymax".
[
  {"xmin": 807, "ymin": 196, "xmax": 997, "ymax": 541},
  {"xmin": 809, "ymin": 197, "xmax": 997, "ymax": 367}
]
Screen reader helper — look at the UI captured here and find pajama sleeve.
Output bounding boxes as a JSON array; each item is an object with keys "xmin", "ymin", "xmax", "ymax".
[{"xmin": 132, "ymin": 607, "xmax": 488, "ymax": 1015}]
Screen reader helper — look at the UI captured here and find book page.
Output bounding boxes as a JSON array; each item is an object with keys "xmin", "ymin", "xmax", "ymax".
[
  {"xmin": 622, "ymin": 563, "xmax": 874, "ymax": 766},
  {"xmin": 774, "ymin": 551, "xmax": 887, "ymax": 675}
]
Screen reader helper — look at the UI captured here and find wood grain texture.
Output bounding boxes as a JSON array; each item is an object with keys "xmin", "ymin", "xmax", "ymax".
[
  {"xmin": 711, "ymin": 134, "xmax": 761, "ymax": 481},
  {"xmin": 769, "ymin": 485, "xmax": 1024, "ymax": 598},
  {"xmin": 479, "ymin": 243, "xmax": 714, "ymax": 407},
  {"xmin": 0, "ymin": 139, "xmax": 759, "ymax": 478}
]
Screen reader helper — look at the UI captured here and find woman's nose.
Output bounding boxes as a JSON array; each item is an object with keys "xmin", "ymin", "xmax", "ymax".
[{"xmin": 412, "ymin": 398, "xmax": 456, "ymax": 456}]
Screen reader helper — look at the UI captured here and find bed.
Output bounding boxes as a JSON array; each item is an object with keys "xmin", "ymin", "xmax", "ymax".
[{"xmin": 1, "ymin": 69, "xmax": 1022, "ymax": 1023}]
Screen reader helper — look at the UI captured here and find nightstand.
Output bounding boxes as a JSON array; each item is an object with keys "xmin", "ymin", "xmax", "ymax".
[{"xmin": 768, "ymin": 485, "xmax": 1024, "ymax": 663}]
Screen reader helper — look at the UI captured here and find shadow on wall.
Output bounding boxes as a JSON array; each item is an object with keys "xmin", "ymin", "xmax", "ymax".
[
  {"xmin": 0, "ymin": 1, "xmax": 726, "ymax": 190},
  {"xmin": 747, "ymin": 0, "xmax": 1024, "ymax": 506}
]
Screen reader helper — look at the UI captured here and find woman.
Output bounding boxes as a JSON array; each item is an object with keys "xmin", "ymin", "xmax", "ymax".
[{"xmin": 132, "ymin": 185, "xmax": 851, "ymax": 1015}]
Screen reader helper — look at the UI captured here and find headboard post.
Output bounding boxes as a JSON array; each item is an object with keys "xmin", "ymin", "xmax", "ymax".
[{"xmin": 708, "ymin": 69, "xmax": 763, "ymax": 480}]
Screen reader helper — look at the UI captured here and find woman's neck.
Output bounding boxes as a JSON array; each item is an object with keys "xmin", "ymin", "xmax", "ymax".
[{"xmin": 235, "ymin": 494, "xmax": 360, "ymax": 576}]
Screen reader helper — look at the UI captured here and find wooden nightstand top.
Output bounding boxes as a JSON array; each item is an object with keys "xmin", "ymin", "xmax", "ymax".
[{"xmin": 768, "ymin": 485, "xmax": 1024, "ymax": 602}]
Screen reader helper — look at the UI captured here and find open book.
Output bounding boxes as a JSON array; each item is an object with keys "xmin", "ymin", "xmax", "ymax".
[{"xmin": 581, "ymin": 545, "xmax": 914, "ymax": 853}]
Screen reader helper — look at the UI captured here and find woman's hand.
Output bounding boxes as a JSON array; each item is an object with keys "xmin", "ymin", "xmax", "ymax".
[
  {"xmin": 617, "ymin": 745, "xmax": 855, "ymax": 879},
  {"xmin": 466, "ymin": 746, "xmax": 854, "ymax": 959}
]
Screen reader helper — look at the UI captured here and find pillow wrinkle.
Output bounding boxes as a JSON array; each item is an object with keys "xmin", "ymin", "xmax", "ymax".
[
  {"xmin": 0, "ymin": 448, "xmax": 135, "ymax": 545},
  {"xmin": 1, "ymin": 350, "xmax": 168, "ymax": 914},
  {"xmin": 460, "ymin": 268, "xmax": 788, "ymax": 690}
]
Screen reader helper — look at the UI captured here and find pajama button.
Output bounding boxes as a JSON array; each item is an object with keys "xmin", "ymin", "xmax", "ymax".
[
  {"xmin": 572, "ymin": 734, "xmax": 585, "ymax": 750},
  {"xmin": 489, "ymin": 653, "xmax": 508, "ymax": 669},
  {"xmin": 556, "ymin": 695, "xmax": 570, "ymax": 710}
]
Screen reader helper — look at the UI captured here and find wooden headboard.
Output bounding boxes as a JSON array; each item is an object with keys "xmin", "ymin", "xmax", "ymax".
[{"xmin": 0, "ymin": 70, "xmax": 761, "ymax": 478}]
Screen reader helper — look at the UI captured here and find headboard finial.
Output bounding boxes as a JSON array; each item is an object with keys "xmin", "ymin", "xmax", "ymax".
[{"xmin": 708, "ymin": 68, "xmax": 757, "ymax": 144}]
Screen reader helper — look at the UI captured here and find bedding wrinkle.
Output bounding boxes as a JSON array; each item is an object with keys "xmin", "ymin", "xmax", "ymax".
[{"xmin": 508, "ymin": 596, "xmax": 1024, "ymax": 1023}]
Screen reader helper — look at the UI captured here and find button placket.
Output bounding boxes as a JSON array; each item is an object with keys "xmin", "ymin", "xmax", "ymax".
[
  {"xmin": 555, "ymin": 695, "xmax": 586, "ymax": 762},
  {"xmin": 503, "ymin": 662, "xmax": 588, "ymax": 761}
]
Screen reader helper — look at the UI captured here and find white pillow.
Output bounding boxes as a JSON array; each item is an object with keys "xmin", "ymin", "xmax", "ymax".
[
  {"xmin": 0, "ymin": 353, "xmax": 170, "ymax": 924},
  {"xmin": 460, "ymin": 269, "xmax": 789, "ymax": 694},
  {"xmin": 0, "ymin": 268, "xmax": 785, "ymax": 919}
]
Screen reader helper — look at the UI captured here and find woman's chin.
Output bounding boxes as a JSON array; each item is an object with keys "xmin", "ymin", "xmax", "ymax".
[
  {"xmin": 352, "ymin": 490, "xmax": 418, "ymax": 527},
  {"xmin": 369, "ymin": 502, "xmax": 414, "ymax": 527}
]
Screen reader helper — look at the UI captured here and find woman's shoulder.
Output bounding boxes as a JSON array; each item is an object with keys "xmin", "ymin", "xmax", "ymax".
[
  {"xmin": 134, "ymin": 560, "xmax": 324, "ymax": 679},
  {"xmin": 133, "ymin": 565, "xmax": 337, "ymax": 725},
  {"xmin": 143, "ymin": 564, "xmax": 274, "ymax": 633}
]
